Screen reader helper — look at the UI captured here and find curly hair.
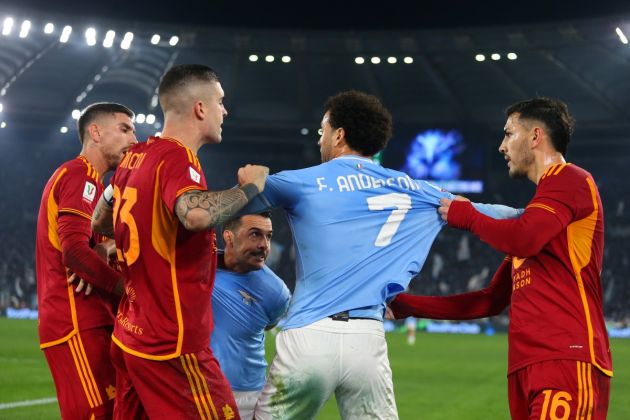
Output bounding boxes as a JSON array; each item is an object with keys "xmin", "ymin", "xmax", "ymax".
[
  {"xmin": 324, "ymin": 91, "xmax": 393, "ymax": 156},
  {"xmin": 505, "ymin": 97, "xmax": 575, "ymax": 156}
]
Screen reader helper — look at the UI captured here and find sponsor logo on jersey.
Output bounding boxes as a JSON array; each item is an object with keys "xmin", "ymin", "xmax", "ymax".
[
  {"xmin": 238, "ymin": 290, "xmax": 257, "ymax": 305},
  {"xmin": 512, "ymin": 257, "xmax": 527, "ymax": 270},
  {"xmin": 83, "ymin": 182, "xmax": 96, "ymax": 202},
  {"xmin": 189, "ymin": 166, "xmax": 201, "ymax": 183}
]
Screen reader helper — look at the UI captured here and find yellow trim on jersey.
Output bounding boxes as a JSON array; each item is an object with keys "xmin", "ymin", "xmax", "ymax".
[
  {"xmin": 73, "ymin": 334, "xmax": 104, "ymax": 406},
  {"xmin": 46, "ymin": 168, "xmax": 68, "ymax": 252},
  {"xmin": 552, "ymin": 163, "xmax": 566, "ymax": 175},
  {"xmin": 39, "ymin": 284, "xmax": 80, "ymax": 349},
  {"xmin": 59, "ymin": 207, "xmax": 93, "ymax": 221},
  {"xmin": 526, "ymin": 203, "xmax": 556, "ymax": 214},
  {"xmin": 567, "ymin": 178, "xmax": 612, "ymax": 377},
  {"xmin": 176, "ymin": 185, "xmax": 205, "ymax": 198},
  {"xmin": 68, "ymin": 336, "xmax": 96, "ymax": 408}
]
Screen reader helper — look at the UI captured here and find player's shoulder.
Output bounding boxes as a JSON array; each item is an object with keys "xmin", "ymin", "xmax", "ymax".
[
  {"xmin": 60, "ymin": 156, "xmax": 100, "ymax": 183},
  {"xmin": 539, "ymin": 163, "xmax": 592, "ymax": 187}
]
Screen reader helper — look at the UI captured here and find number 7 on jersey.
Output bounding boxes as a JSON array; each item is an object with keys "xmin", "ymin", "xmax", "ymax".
[{"xmin": 367, "ymin": 193, "xmax": 411, "ymax": 247}]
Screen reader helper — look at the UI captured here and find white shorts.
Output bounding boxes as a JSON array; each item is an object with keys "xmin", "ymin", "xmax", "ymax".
[
  {"xmin": 255, "ymin": 317, "xmax": 398, "ymax": 419},
  {"xmin": 233, "ymin": 390, "xmax": 260, "ymax": 420}
]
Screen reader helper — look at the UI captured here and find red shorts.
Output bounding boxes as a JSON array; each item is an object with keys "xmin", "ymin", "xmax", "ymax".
[
  {"xmin": 508, "ymin": 359, "xmax": 610, "ymax": 420},
  {"xmin": 111, "ymin": 343, "xmax": 239, "ymax": 420},
  {"xmin": 43, "ymin": 328, "xmax": 116, "ymax": 419}
]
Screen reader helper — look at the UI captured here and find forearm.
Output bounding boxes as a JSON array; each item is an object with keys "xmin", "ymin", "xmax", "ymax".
[
  {"xmin": 449, "ymin": 201, "xmax": 564, "ymax": 257},
  {"xmin": 91, "ymin": 195, "xmax": 114, "ymax": 238},
  {"xmin": 175, "ymin": 184, "xmax": 259, "ymax": 231},
  {"xmin": 389, "ymin": 258, "xmax": 512, "ymax": 320}
]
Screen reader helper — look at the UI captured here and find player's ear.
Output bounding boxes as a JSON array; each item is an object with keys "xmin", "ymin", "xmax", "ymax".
[
  {"xmin": 334, "ymin": 127, "xmax": 345, "ymax": 146},
  {"xmin": 223, "ymin": 230, "xmax": 233, "ymax": 246},
  {"xmin": 193, "ymin": 100, "xmax": 204, "ymax": 120},
  {"xmin": 87, "ymin": 123, "xmax": 100, "ymax": 143}
]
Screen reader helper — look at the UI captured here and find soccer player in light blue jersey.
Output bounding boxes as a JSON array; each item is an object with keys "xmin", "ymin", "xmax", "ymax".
[
  {"xmin": 251, "ymin": 91, "xmax": 519, "ymax": 420},
  {"xmin": 211, "ymin": 212, "xmax": 291, "ymax": 419}
]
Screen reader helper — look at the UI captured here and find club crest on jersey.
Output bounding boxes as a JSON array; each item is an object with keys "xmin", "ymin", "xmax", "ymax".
[
  {"xmin": 83, "ymin": 182, "xmax": 96, "ymax": 202},
  {"xmin": 238, "ymin": 290, "xmax": 257, "ymax": 305},
  {"xmin": 189, "ymin": 166, "xmax": 201, "ymax": 183}
]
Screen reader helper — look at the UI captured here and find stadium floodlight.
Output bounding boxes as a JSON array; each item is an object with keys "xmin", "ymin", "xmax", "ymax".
[
  {"xmin": 150, "ymin": 94, "xmax": 158, "ymax": 108},
  {"xmin": 0, "ymin": 102, "xmax": 3, "ymax": 112},
  {"xmin": 168, "ymin": 35, "xmax": 179, "ymax": 46},
  {"xmin": 146, "ymin": 114, "xmax": 156, "ymax": 124},
  {"xmin": 507, "ymin": 52, "xmax": 518, "ymax": 60},
  {"xmin": 475, "ymin": 54, "xmax": 486, "ymax": 62},
  {"xmin": 491, "ymin": 53, "xmax": 501, "ymax": 61},
  {"xmin": 371, "ymin": 56, "xmax": 381, "ymax": 64},
  {"xmin": 300, "ymin": 128, "xmax": 309, "ymax": 135},
  {"xmin": 60, "ymin": 126, "xmax": 68, "ymax": 134},
  {"xmin": 249, "ymin": 54, "xmax": 259, "ymax": 62},
  {"xmin": 103, "ymin": 30, "xmax": 115, "ymax": 48},
  {"xmin": 136, "ymin": 113, "xmax": 146, "ymax": 124},
  {"xmin": 355, "ymin": 56, "xmax": 365, "ymax": 64},
  {"xmin": 387, "ymin": 56, "xmax": 397, "ymax": 64},
  {"xmin": 265, "ymin": 55, "xmax": 275, "ymax": 62},
  {"xmin": 71, "ymin": 109, "xmax": 80, "ymax": 120},
  {"xmin": 155, "ymin": 131, "xmax": 162, "ymax": 136},
  {"xmin": 94, "ymin": 74, "xmax": 101, "ymax": 81},
  {"xmin": 44, "ymin": 22, "xmax": 54, "ymax": 34},
  {"xmin": 616, "ymin": 27, "xmax": 628, "ymax": 44},
  {"xmin": 19, "ymin": 20, "xmax": 31, "ymax": 38},
  {"xmin": 2, "ymin": 17, "xmax": 14, "ymax": 36},
  {"xmin": 60, "ymin": 25, "xmax": 72, "ymax": 43},
  {"xmin": 86, "ymin": 83, "xmax": 93, "ymax": 92},
  {"xmin": 85, "ymin": 27, "xmax": 97, "ymax": 46},
  {"xmin": 120, "ymin": 32, "xmax": 134, "ymax": 50},
  {"xmin": 151, "ymin": 34, "xmax": 160, "ymax": 45},
  {"xmin": 403, "ymin": 56, "xmax": 413, "ymax": 64},
  {"xmin": 281, "ymin": 55, "xmax": 291, "ymax": 63},
  {"xmin": 0, "ymin": 122, "xmax": 6, "ymax": 128}
]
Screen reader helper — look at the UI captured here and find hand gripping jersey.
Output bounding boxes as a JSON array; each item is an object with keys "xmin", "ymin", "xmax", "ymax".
[
  {"xmin": 36, "ymin": 156, "xmax": 115, "ymax": 347},
  {"xmin": 247, "ymin": 155, "xmax": 453, "ymax": 330},
  {"xmin": 211, "ymin": 261, "xmax": 290, "ymax": 391},
  {"xmin": 110, "ymin": 137, "xmax": 217, "ymax": 360}
]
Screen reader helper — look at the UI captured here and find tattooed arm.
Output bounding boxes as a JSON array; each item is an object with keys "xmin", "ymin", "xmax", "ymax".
[
  {"xmin": 92, "ymin": 185, "xmax": 115, "ymax": 238},
  {"xmin": 175, "ymin": 164, "xmax": 268, "ymax": 231}
]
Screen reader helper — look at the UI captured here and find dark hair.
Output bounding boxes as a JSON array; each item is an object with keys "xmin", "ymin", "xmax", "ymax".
[
  {"xmin": 158, "ymin": 64, "xmax": 220, "ymax": 111},
  {"xmin": 505, "ymin": 97, "xmax": 575, "ymax": 156},
  {"xmin": 77, "ymin": 102, "xmax": 134, "ymax": 145},
  {"xmin": 324, "ymin": 91, "xmax": 393, "ymax": 156},
  {"xmin": 223, "ymin": 212, "xmax": 273, "ymax": 233}
]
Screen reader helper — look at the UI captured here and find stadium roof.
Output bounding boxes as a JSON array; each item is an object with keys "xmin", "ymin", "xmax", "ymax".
[{"xmin": 1, "ymin": 0, "xmax": 630, "ymax": 153}]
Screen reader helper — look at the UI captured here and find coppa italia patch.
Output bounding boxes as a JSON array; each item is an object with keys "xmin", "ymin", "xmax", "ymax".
[
  {"xmin": 189, "ymin": 166, "xmax": 201, "ymax": 183},
  {"xmin": 83, "ymin": 182, "xmax": 96, "ymax": 202}
]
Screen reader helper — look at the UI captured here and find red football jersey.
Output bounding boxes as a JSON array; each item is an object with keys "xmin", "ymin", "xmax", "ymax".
[
  {"xmin": 36, "ymin": 156, "xmax": 115, "ymax": 347},
  {"xmin": 507, "ymin": 163, "xmax": 611, "ymax": 376},
  {"xmin": 110, "ymin": 137, "xmax": 217, "ymax": 360}
]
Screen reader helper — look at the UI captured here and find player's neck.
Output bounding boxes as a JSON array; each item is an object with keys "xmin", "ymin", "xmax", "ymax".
[
  {"xmin": 161, "ymin": 120, "xmax": 204, "ymax": 155},
  {"xmin": 223, "ymin": 250, "xmax": 249, "ymax": 273},
  {"xmin": 80, "ymin": 146, "xmax": 108, "ymax": 178},
  {"xmin": 532, "ymin": 152, "xmax": 566, "ymax": 184}
]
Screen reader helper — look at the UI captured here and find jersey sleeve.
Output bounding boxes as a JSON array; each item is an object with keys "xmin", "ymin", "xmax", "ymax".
[
  {"xmin": 159, "ymin": 147, "xmax": 207, "ymax": 212},
  {"xmin": 261, "ymin": 171, "xmax": 303, "ymax": 209},
  {"xmin": 472, "ymin": 203, "xmax": 523, "ymax": 219},
  {"xmin": 266, "ymin": 272, "xmax": 291, "ymax": 327},
  {"xmin": 389, "ymin": 257, "xmax": 512, "ymax": 320},
  {"xmin": 56, "ymin": 165, "xmax": 100, "ymax": 221},
  {"xmin": 415, "ymin": 180, "xmax": 454, "ymax": 206},
  {"xmin": 527, "ymin": 168, "xmax": 586, "ymax": 226}
]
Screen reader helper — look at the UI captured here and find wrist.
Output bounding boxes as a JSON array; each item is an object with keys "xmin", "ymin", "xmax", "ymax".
[{"xmin": 241, "ymin": 183, "xmax": 259, "ymax": 201}]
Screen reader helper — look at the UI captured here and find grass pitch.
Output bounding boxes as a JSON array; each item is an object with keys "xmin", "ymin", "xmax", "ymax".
[{"xmin": 1, "ymin": 318, "xmax": 628, "ymax": 419}]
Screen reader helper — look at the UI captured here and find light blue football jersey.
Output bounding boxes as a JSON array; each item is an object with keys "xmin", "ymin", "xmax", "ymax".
[
  {"xmin": 211, "ymin": 259, "xmax": 291, "ymax": 391},
  {"xmin": 246, "ymin": 155, "xmax": 457, "ymax": 330}
]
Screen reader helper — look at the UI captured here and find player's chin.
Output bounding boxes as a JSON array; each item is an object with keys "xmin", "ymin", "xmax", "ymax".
[{"xmin": 248, "ymin": 256, "xmax": 265, "ymax": 269}]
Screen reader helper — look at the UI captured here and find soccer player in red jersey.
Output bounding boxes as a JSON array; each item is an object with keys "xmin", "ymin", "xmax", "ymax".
[
  {"xmin": 390, "ymin": 97, "xmax": 612, "ymax": 420},
  {"xmin": 35, "ymin": 102, "xmax": 137, "ymax": 419},
  {"xmin": 91, "ymin": 64, "xmax": 267, "ymax": 420}
]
